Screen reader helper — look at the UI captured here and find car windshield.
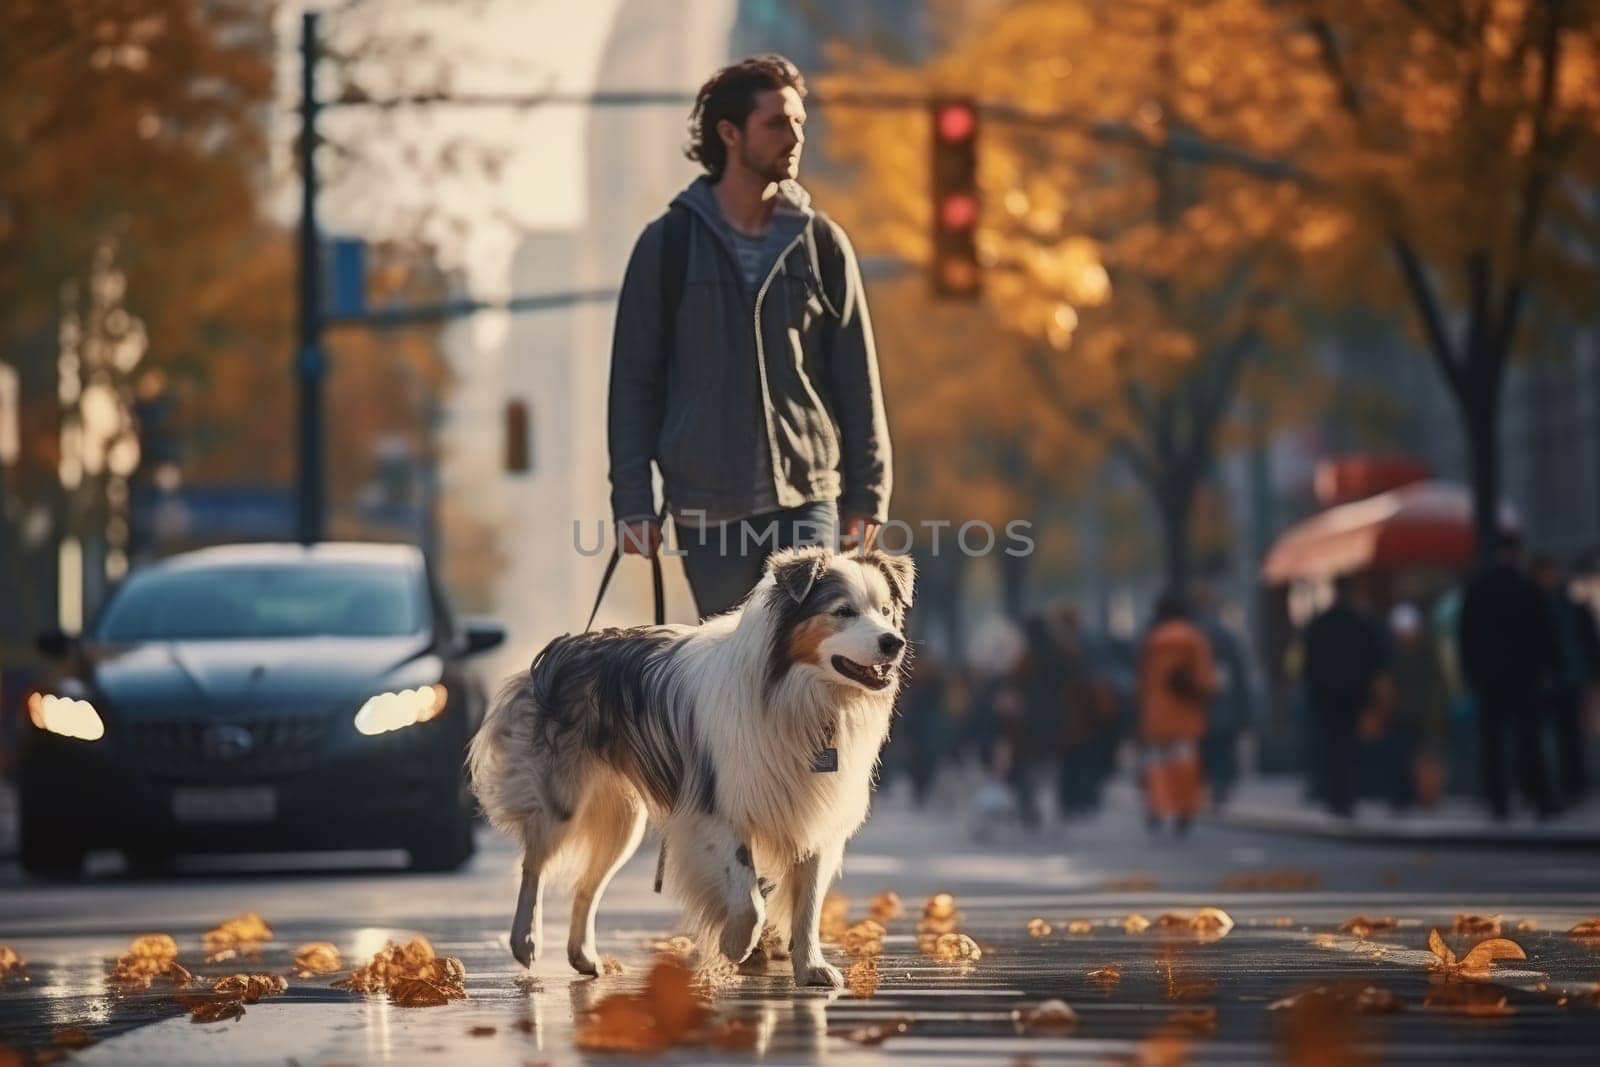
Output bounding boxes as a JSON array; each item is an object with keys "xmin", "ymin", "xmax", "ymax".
[{"xmin": 95, "ymin": 562, "xmax": 426, "ymax": 641}]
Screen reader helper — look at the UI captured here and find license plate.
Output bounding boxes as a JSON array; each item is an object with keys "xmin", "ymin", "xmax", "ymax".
[{"xmin": 172, "ymin": 786, "xmax": 277, "ymax": 824}]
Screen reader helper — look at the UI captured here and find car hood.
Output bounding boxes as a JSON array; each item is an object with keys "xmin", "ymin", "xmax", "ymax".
[{"xmin": 79, "ymin": 634, "xmax": 435, "ymax": 717}]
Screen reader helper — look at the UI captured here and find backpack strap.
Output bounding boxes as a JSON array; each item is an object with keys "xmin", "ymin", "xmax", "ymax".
[
  {"xmin": 803, "ymin": 210, "xmax": 846, "ymax": 320},
  {"xmin": 659, "ymin": 203, "xmax": 692, "ymax": 332}
]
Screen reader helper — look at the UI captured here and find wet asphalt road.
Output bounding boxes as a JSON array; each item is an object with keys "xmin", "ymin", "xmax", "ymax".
[{"xmin": 2, "ymin": 778, "xmax": 1599, "ymax": 1065}]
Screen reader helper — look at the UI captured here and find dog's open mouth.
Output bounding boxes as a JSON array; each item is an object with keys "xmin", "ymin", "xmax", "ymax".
[{"xmin": 831, "ymin": 655, "xmax": 896, "ymax": 691}]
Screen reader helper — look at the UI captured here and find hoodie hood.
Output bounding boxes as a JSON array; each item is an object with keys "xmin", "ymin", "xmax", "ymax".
[{"xmin": 673, "ymin": 176, "xmax": 813, "ymax": 277}]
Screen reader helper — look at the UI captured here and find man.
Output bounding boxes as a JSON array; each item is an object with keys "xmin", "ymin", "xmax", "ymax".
[
  {"xmin": 1458, "ymin": 534, "xmax": 1560, "ymax": 819},
  {"xmin": 1301, "ymin": 575, "xmax": 1389, "ymax": 818},
  {"xmin": 1532, "ymin": 555, "xmax": 1599, "ymax": 808},
  {"xmin": 607, "ymin": 54, "xmax": 892, "ymax": 618}
]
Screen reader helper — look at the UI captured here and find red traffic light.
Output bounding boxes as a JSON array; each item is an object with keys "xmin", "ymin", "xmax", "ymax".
[
  {"xmin": 936, "ymin": 103, "xmax": 976, "ymax": 143},
  {"xmin": 939, "ymin": 193, "xmax": 978, "ymax": 230}
]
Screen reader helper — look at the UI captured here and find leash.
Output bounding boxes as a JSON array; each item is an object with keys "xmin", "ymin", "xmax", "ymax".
[{"xmin": 585, "ymin": 505, "xmax": 668, "ymax": 632}]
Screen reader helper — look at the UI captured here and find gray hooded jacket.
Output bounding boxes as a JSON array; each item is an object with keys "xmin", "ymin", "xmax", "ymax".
[{"xmin": 607, "ymin": 177, "xmax": 892, "ymax": 527}]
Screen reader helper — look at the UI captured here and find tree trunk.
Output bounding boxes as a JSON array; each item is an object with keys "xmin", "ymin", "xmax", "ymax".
[
  {"xmin": 1153, "ymin": 472, "xmax": 1197, "ymax": 602},
  {"xmin": 1461, "ymin": 378, "xmax": 1504, "ymax": 570}
]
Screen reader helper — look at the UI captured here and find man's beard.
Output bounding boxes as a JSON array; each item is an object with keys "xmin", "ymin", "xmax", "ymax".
[{"xmin": 741, "ymin": 142, "xmax": 796, "ymax": 183}]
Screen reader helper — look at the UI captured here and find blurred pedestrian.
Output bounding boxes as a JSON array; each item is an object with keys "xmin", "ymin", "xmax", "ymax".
[
  {"xmin": 1008, "ymin": 616, "xmax": 1068, "ymax": 830},
  {"xmin": 1192, "ymin": 584, "xmax": 1255, "ymax": 808},
  {"xmin": 1302, "ymin": 575, "xmax": 1390, "ymax": 818},
  {"xmin": 1137, "ymin": 593, "xmax": 1218, "ymax": 834},
  {"xmin": 1458, "ymin": 533, "xmax": 1560, "ymax": 819},
  {"xmin": 1532, "ymin": 555, "xmax": 1599, "ymax": 808},
  {"xmin": 897, "ymin": 647, "xmax": 953, "ymax": 808},
  {"xmin": 1385, "ymin": 603, "xmax": 1450, "ymax": 810},
  {"xmin": 606, "ymin": 54, "xmax": 891, "ymax": 617},
  {"xmin": 1052, "ymin": 606, "xmax": 1116, "ymax": 818}
]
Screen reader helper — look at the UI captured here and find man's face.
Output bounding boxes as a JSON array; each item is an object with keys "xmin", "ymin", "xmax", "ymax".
[{"xmin": 728, "ymin": 86, "xmax": 806, "ymax": 183}]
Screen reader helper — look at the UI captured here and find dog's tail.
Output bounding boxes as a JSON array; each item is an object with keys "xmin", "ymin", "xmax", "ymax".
[{"xmin": 467, "ymin": 669, "xmax": 546, "ymax": 838}]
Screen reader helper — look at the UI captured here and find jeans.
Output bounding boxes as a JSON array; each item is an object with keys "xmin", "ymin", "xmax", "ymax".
[{"xmin": 675, "ymin": 501, "xmax": 838, "ymax": 620}]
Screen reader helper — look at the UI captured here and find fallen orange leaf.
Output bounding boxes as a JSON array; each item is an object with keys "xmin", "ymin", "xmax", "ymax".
[
  {"xmin": 1124, "ymin": 914, "xmax": 1152, "ymax": 935},
  {"xmin": 841, "ymin": 919, "xmax": 886, "ymax": 957},
  {"xmin": 1339, "ymin": 916, "xmax": 1399, "ymax": 939},
  {"xmin": 930, "ymin": 932, "xmax": 982, "ymax": 963},
  {"xmin": 846, "ymin": 957, "xmax": 880, "ymax": 998},
  {"xmin": 202, "ymin": 912, "xmax": 272, "ymax": 961},
  {"xmin": 1427, "ymin": 929, "xmax": 1526, "ymax": 978},
  {"xmin": 333, "ymin": 936, "xmax": 466, "ymax": 1001},
  {"xmin": 109, "ymin": 934, "xmax": 186, "ymax": 990},
  {"xmin": 820, "ymin": 892, "xmax": 851, "ymax": 943},
  {"xmin": 1567, "ymin": 918, "xmax": 1600, "ymax": 938},
  {"xmin": 213, "ymin": 974, "xmax": 286, "ymax": 1004},
  {"xmin": 1027, "ymin": 918, "xmax": 1053, "ymax": 938},
  {"xmin": 1087, "ymin": 965, "xmax": 1123, "ymax": 987},
  {"xmin": 1066, "ymin": 919, "xmax": 1095, "ymax": 935},
  {"xmin": 292, "ymin": 941, "xmax": 343, "ymax": 977},
  {"xmin": 868, "ymin": 891, "xmax": 903, "ymax": 922},
  {"xmin": 1453, "ymin": 914, "xmax": 1501, "ymax": 936},
  {"xmin": 0, "ymin": 948, "xmax": 25, "ymax": 981},
  {"xmin": 923, "ymin": 892, "xmax": 958, "ymax": 921},
  {"xmin": 1457, "ymin": 938, "xmax": 1527, "ymax": 978},
  {"xmin": 1155, "ymin": 908, "xmax": 1234, "ymax": 939}
]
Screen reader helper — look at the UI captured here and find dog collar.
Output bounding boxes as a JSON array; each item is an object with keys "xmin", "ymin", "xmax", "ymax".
[{"xmin": 811, "ymin": 722, "xmax": 838, "ymax": 773}]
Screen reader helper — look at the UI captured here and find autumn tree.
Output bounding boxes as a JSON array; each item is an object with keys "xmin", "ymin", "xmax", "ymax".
[
  {"xmin": 0, "ymin": 1, "xmax": 502, "ymax": 632},
  {"xmin": 1282, "ymin": 0, "xmax": 1600, "ymax": 564},
  {"xmin": 0, "ymin": 0, "xmax": 274, "ymax": 634},
  {"xmin": 824, "ymin": 0, "xmax": 1326, "ymax": 597}
]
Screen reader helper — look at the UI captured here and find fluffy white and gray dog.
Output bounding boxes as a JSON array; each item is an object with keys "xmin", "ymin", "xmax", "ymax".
[{"xmin": 468, "ymin": 544, "xmax": 913, "ymax": 987}]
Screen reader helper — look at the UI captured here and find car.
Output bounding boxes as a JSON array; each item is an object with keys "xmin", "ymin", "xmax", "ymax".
[{"xmin": 17, "ymin": 542, "xmax": 505, "ymax": 876}]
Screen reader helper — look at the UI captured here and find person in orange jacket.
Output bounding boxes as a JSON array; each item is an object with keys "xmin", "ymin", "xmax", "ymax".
[{"xmin": 1137, "ymin": 592, "xmax": 1220, "ymax": 834}]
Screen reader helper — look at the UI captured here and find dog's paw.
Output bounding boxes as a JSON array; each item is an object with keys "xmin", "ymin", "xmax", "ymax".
[
  {"xmin": 567, "ymin": 941, "xmax": 600, "ymax": 977},
  {"xmin": 795, "ymin": 960, "xmax": 844, "ymax": 989},
  {"xmin": 510, "ymin": 925, "xmax": 538, "ymax": 968},
  {"xmin": 719, "ymin": 904, "xmax": 763, "ymax": 964}
]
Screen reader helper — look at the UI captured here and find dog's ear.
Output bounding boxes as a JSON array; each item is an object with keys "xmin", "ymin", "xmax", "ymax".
[
  {"xmin": 770, "ymin": 548, "xmax": 829, "ymax": 606},
  {"xmin": 868, "ymin": 549, "xmax": 916, "ymax": 610}
]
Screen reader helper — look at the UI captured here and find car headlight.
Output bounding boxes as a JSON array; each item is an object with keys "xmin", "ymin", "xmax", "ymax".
[
  {"xmin": 27, "ymin": 692, "xmax": 106, "ymax": 742},
  {"xmin": 354, "ymin": 684, "xmax": 448, "ymax": 736}
]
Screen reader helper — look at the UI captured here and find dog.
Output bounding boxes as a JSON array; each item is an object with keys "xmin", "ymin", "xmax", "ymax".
[{"xmin": 468, "ymin": 544, "xmax": 913, "ymax": 987}]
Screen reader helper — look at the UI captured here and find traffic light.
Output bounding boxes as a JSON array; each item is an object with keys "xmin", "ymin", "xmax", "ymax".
[{"xmin": 930, "ymin": 97, "xmax": 980, "ymax": 300}]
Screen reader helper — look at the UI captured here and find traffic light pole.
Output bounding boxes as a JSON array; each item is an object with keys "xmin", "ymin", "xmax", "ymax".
[{"xmin": 296, "ymin": 11, "xmax": 326, "ymax": 545}]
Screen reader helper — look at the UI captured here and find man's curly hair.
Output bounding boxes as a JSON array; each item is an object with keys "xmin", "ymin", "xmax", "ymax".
[{"xmin": 686, "ymin": 54, "xmax": 806, "ymax": 182}]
